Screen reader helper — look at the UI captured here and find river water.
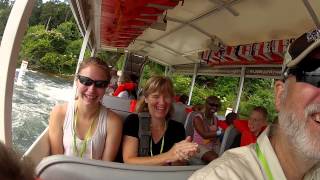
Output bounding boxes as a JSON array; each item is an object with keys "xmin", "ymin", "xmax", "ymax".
[{"xmin": 12, "ymin": 70, "xmax": 73, "ymax": 153}]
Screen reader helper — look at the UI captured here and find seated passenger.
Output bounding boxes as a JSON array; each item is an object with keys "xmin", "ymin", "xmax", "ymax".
[
  {"xmin": 172, "ymin": 94, "xmax": 189, "ymax": 124},
  {"xmin": 192, "ymin": 96, "xmax": 221, "ymax": 153},
  {"xmin": 122, "ymin": 76, "xmax": 198, "ymax": 165},
  {"xmin": 48, "ymin": 57, "xmax": 123, "ymax": 161},
  {"xmin": 189, "ymin": 97, "xmax": 221, "ymax": 164},
  {"xmin": 241, "ymin": 106, "xmax": 268, "ymax": 146},
  {"xmin": 114, "ymin": 74, "xmax": 137, "ymax": 100},
  {"xmin": 225, "ymin": 112, "xmax": 238, "ymax": 126},
  {"xmin": 105, "ymin": 67, "xmax": 119, "ymax": 95}
]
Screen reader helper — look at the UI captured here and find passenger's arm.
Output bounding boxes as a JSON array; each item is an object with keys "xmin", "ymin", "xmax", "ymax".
[
  {"xmin": 48, "ymin": 103, "xmax": 66, "ymax": 155},
  {"xmin": 122, "ymin": 136, "xmax": 198, "ymax": 165},
  {"xmin": 193, "ymin": 116, "xmax": 217, "ymax": 139},
  {"xmin": 102, "ymin": 110, "xmax": 123, "ymax": 161}
]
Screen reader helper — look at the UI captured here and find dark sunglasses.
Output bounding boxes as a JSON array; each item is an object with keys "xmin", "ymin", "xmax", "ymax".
[
  {"xmin": 286, "ymin": 67, "xmax": 320, "ymax": 88},
  {"xmin": 77, "ymin": 75, "xmax": 109, "ymax": 88}
]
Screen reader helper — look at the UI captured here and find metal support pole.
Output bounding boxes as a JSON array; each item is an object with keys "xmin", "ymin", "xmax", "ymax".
[
  {"xmin": 90, "ymin": 47, "xmax": 96, "ymax": 57},
  {"xmin": 75, "ymin": 21, "xmax": 92, "ymax": 74},
  {"xmin": 235, "ymin": 67, "xmax": 245, "ymax": 113},
  {"xmin": 188, "ymin": 63, "xmax": 199, "ymax": 105},
  {"xmin": 72, "ymin": 21, "xmax": 92, "ymax": 97},
  {"xmin": 165, "ymin": 66, "xmax": 168, "ymax": 76},
  {"xmin": 303, "ymin": 0, "xmax": 320, "ymax": 29},
  {"xmin": 0, "ymin": 0, "xmax": 36, "ymax": 146}
]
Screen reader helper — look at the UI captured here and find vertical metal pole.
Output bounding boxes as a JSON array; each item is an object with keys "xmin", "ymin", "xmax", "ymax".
[
  {"xmin": 187, "ymin": 63, "xmax": 199, "ymax": 105},
  {"xmin": 235, "ymin": 67, "xmax": 245, "ymax": 113},
  {"xmin": 72, "ymin": 21, "xmax": 92, "ymax": 97},
  {"xmin": 90, "ymin": 47, "xmax": 96, "ymax": 57},
  {"xmin": 75, "ymin": 21, "xmax": 92, "ymax": 74},
  {"xmin": 0, "ymin": 0, "xmax": 36, "ymax": 146},
  {"xmin": 165, "ymin": 66, "xmax": 168, "ymax": 76},
  {"xmin": 303, "ymin": 0, "xmax": 320, "ymax": 29}
]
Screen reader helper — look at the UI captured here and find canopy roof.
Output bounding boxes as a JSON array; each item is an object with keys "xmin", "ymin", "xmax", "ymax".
[{"xmin": 69, "ymin": 0, "xmax": 320, "ymax": 74}]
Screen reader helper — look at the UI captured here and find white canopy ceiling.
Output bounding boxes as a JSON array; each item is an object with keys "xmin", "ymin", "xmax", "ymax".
[{"xmin": 70, "ymin": 0, "xmax": 320, "ymax": 68}]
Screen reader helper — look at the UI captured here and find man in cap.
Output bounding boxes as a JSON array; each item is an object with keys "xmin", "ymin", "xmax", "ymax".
[{"xmin": 189, "ymin": 29, "xmax": 320, "ymax": 179}]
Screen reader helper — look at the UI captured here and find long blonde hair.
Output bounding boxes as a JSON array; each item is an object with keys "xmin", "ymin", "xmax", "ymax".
[
  {"xmin": 78, "ymin": 57, "xmax": 110, "ymax": 80},
  {"xmin": 135, "ymin": 76, "xmax": 175, "ymax": 118}
]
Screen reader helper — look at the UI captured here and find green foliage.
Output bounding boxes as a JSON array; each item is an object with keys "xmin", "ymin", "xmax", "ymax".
[
  {"xmin": 169, "ymin": 72, "xmax": 276, "ymax": 120},
  {"xmin": 0, "ymin": 0, "xmax": 12, "ymax": 39},
  {"xmin": 115, "ymin": 55, "xmax": 125, "ymax": 70},
  {"xmin": 97, "ymin": 51, "xmax": 123, "ymax": 67},
  {"xmin": 28, "ymin": 0, "xmax": 43, "ymax": 26},
  {"xmin": 140, "ymin": 61, "xmax": 165, "ymax": 86},
  {"xmin": 21, "ymin": 25, "xmax": 67, "ymax": 66},
  {"xmin": 65, "ymin": 39, "xmax": 82, "ymax": 58},
  {"xmin": 171, "ymin": 74, "xmax": 191, "ymax": 95},
  {"xmin": 56, "ymin": 21, "xmax": 80, "ymax": 41},
  {"xmin": 239, "ymin": 78, "xmax": 276, "ymax": 122},
  {"xmin": 38, "ymin": 1, "xmax": 72, "ymax": 29},
  {"xmin": 38, "ymin": 52, "xmax": 76, "ymax": 74}
]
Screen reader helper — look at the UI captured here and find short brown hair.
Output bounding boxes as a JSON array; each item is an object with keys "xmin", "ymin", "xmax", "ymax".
[
  {"xmin": 205, "ymin": 96, "xmax": 221, "ymax": 108},
  {"xmin": 252, "ymin": 106, "xmax": 268, "ymax": 120},
  {"xmin": 135, "ymin": 76, "xmax": 175, "ymax": 114}
]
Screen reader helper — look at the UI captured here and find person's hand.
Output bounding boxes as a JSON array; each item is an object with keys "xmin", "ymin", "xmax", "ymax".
[{"xmin": 166, "ymin": 136, "xmax": 198, "ymax": 163}]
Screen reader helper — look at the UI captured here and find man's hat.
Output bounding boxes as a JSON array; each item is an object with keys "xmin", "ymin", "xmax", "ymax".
[{"xmin": 283, "ymin": 29, "xmax": 320, "ymax": 73}]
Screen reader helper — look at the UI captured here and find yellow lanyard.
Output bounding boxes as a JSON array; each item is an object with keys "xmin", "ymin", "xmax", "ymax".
[
  {"xmin": 256, "ymin": 143, "xmax": 274, "ymax": 180},
  {"xmin": 150, "ymin": 121, "xmax": 167, "ymax": 156},
  {"xmin": 72, "ymin": 106, "xmax": 97, "ymax": 158}
]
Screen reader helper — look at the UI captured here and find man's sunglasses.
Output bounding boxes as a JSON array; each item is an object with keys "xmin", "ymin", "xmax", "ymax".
[
  {"xmin": 77, "ymin": 75, "xmax": 109, "ymax": 88},
  {"xmin": 286, "ymin": 67, "xmax": 320, "ymax": 88}
]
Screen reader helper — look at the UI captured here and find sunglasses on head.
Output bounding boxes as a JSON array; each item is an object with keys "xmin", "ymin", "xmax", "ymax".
[
  {"xmin": 77, "ymin": 75, "xmax": 109, "ymax": 88},
  {"xmin": 286, "ymin": 67, "xmax": 320, "ymax": 88}
]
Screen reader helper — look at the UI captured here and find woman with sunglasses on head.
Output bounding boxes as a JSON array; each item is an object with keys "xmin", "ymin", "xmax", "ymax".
[
  {"xmin": 122, "ymin": 76, "xmax": 198, "ymax": 165},
  {"xmin": 48, "ymin": 57, "xmax": 122, "ymax": 161}
]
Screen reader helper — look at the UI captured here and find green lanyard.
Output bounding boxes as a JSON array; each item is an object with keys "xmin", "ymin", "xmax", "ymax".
[
  {"xmin": 150, "ymin": 121, "xmax": 167, "ymax": 156},
  {"xmin": 73, "ymin": 107, "xmax": 96, "ymax": 158},
  {"xmin": 255, "ymin": 143, "xmax": 274, "ymax": 180}
]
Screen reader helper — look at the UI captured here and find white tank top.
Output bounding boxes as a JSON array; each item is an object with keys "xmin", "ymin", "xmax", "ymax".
[{"xmin": 63, "ymin": 100, "xmax": 107, "ymax": 160}]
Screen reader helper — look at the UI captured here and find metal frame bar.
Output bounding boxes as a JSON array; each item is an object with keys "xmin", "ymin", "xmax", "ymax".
[
  {"xmin": 68, "ymin": 0, "xmax": 85, "ymax": 37},
  {"xmin": 69, "ymin": 0, "xmax": 93, "ymax": 51},
  {"xmin": 188, "ymin": 63, "xmax": 199, "ymax": 105},
  {"xmin": 75, "ymin": 21, "xmax": 92, "ymax": 74},
  {"xmin": 136, "ymin": 0, "xmax": 241, "ymax": 55},
  {"xmin": 91, "ymin": 47, "xmax": 96, "ymax": 57},
  {"xmin": 302, "ymin": 0, "xmax": 320, "ymax": 28},
  {"xmin": 0, "ymin": 0, "xmax": 36, "ymax": 146},
  {"xmin": 72, "ymin": 21, "xmax": 92, "ymax": 97},
  {"xmin": 209, "ymin": 0, "xmax": 239, "ymax": 16},
  {"xmin": 135, "ymin": 39, "xmax": 197, "ymax": 63},
  {"xmin": 75, "ymin": 0, "xmax": 87, "ymax": 33},
  {"xmin": 234, "ymin": 67, "xmax": 245, "ymax": 112}
]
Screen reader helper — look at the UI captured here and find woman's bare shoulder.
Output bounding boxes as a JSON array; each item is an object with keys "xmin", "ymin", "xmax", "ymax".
[
  {"xmin": 105, "ymin": 108, "xmax": 123, "ymax": 124},
  {"xmin": 50, "ymin": 102, "xmax": 68, "ymax": 123}
]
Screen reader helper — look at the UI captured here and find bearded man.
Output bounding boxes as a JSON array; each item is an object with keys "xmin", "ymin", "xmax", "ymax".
[{"xmin": 189, "ymin": 30, "xmax": 320, "ymax": 179}]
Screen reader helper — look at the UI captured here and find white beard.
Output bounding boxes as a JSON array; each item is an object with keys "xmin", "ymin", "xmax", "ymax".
[{"xmin": 278, "ymin": 103, "xmax": 320, "ymax": 160}]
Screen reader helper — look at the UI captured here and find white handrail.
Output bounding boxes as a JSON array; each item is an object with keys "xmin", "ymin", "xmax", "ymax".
[{"xmin": 0, "ymin": 0, "xmax": 35, "ymax": 146}]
